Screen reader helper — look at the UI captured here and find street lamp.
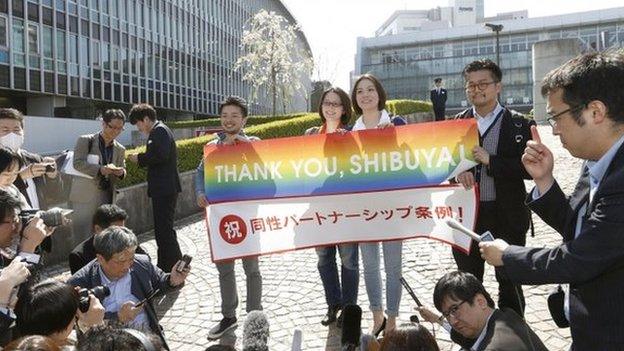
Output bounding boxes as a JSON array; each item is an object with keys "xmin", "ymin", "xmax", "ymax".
[{"xmin": 484, "ymin": 23, "xmax": 504, "ymax": 67}]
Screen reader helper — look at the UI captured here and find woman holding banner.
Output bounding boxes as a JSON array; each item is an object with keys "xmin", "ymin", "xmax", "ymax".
[
  {"xmin": 305, "ymin": 87, "xmax": 359, "ymax": 327},
  {"xmin": 351, "ymin": 74, "xmax": 406, "ymax": 335}
]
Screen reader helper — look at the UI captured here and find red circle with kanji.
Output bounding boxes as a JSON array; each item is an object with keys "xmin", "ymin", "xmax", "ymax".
[{"xmin": 219, "ymin": 215, "xmax": 247, "ymax": 245}]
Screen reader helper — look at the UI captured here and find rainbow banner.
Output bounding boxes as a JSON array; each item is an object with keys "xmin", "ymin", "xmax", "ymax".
[{"xmin": 203, "ymin": 119, "xmax": 479, "ymax": 203}]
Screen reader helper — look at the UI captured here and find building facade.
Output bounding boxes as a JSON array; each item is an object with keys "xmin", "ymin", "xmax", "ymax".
[
  {"xmin": 355, "ymin": 7, "xmax": 624, "ymax": 112},
  {"xmin": 0, "ymin": 0, "xmax": 311, "ymax": 119}
]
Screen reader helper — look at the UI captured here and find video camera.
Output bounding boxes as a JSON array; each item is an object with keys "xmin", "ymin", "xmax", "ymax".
[
  {"xmin": 78, "ymin": 286, "xmax": 110, "ymax": 313},
  {"xmin": 19, "ymin": 207, "xmax": 73, "ymax": 229}
]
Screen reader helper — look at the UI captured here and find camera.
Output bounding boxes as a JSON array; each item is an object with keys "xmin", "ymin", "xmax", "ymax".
[
  {"xmin": 78, "ymin": 286, "xmax": 110, "ymax": 313},
  {"xmin": 97, "ymin": 176, "xmax": 111, "ymax": 191},
  {"xmin": 19, "ymin": 208, "xmax": 73, "ymax": 229},
  {"xmin": 45, "ymin": 164, "xmax": 56, "ymax": 173}
]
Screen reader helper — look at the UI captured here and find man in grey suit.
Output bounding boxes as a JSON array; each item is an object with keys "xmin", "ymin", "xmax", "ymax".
[
  {"xmin": 480, "ymin": 51, "xmax": 624, "ymax": 350},
  {"xmin": 70, "ymin": 109, "xmax": 126, "ymax": 245},
  {"xmin": 68, "ymin": 226, "xmax": 190, "ymax": 350}
]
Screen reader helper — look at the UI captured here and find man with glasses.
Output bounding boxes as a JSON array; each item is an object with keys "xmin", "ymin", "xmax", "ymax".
[
  {"xmin": 417, "ymin": 271, "xmax": 546, "ymax": 351},
  {"xmin": 70, "ymin": 109, "xmax": 127, "ymax": 245},
  {"xmin": 480, "ymin": 51, "xmax": 624, "ymax": 350},
  {"xmin": 453, "ymin": 59, "xmax": 535, "ymax": 318}
]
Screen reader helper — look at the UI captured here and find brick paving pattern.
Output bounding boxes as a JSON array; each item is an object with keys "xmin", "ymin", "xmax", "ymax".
[{"xmin": 45, "ymin": 125, "xmax": 577, "ymax": 350}]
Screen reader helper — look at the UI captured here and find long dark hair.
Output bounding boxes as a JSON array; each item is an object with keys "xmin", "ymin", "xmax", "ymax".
[{"xmin": 318, "ymin": 87, "xmax": 353, "ymax": 126}]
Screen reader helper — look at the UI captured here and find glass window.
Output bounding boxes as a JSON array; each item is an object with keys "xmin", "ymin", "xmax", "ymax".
[
  {"xmin": 27, "ymin": 1, "xmax": 37, "ymax": 21},
  {"xmin": 56, "ymin": 29, "xmax": 65, "ymax": 60},
  {"xmin": 56, "ymin": 11, "xmax": 65, "ymax": 29},
  {"xmin": 42, "ymin": 6, "xmax": 52, "ymax": 25},
  {"xmin": 42, "ymin": 25, "xmax": 52, "ymax": 58},
  {"xmin": 12, "ymin": 19, "xmax": 24, "ymax": 53},
  {"xmin": 79, "ymin": 35, "xmax": 88, "ymax": 65},
  {"xmin": 102, "ymin": 41, "xmax": 109, "ymax": 69},
  {"xmin": 0, "ymin": 16, "xmax": 6, "ymax": 46},
  {"xmin": 13, "ymin": 0, "xmax": 24, "ymax": 18},
  {"xmin": 28, "ymin": 23, "xmax": 38, "ymax": 54},
  {"xmin": 69, "ymin": 33, "xmax": 78, "ymax": 63},
  {"xmin": 92, "ymin": 40, "xmax": 99, "ymax": 65},
  {"xmin": 69, "ymin": 15, "xmax": 78, "ymax": 33}
]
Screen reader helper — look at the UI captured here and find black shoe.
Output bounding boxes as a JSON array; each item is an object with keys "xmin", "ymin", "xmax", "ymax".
[
  {"xmin": 207, "ymin": 317, "xmax": 238, "ymax": 340},
  {"xmin": 373, "ymin": 317, "xmax": 387, "ymax": 338},
  {"xmin": 321, "ymin": 306, "xmax": 341, "ymax": 326}
]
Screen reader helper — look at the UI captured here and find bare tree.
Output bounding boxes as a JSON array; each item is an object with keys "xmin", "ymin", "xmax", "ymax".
[{"xmin": 234, "ymin": 10, "xmax": 313, "ymax": 116}]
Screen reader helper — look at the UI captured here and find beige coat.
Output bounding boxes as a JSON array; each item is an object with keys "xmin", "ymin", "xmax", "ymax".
[{"xmin": 69, "ymin": 133, "xmax": 125, "ymax": 203}]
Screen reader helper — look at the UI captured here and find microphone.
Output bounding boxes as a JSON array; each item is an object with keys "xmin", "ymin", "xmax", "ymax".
[
  {"xmin": 291, "ymin": 328, "xmax": 302, "ymax": 351},
  {"xmin": 341, "ymin": 304, "xmax": 362, "ymax": 351},
  {"xmin": 242, "ymin": 310, "xmax": 269, "ymax": 351},
  {"xmin": 445, "ymin": 218, "xmax": 494, "ymax": 242}
]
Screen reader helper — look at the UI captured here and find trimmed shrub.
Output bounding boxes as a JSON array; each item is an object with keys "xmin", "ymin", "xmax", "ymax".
[
  {"xmin": 164, "ymin": 113, "xmax": 307, "ymax": 129},
  {"xmin": 119, "ymin": 113, "xmax": 322, "ymax": 188},
  {"xmin": 386, "ymin": 99, "xmax": 432, "ymax": 116}
]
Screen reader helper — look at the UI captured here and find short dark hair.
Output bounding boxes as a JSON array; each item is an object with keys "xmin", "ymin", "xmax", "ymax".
[
  {"xmin": 318, "ymin": 87, "xmax": 353, "ymax": 126},
  {"xmin": 4, "ymin": 335, "xmax": 61, "ymax": 351},
  {"xmin": 433, "ymin": 271, "xmax": 495, "ymax": 312},
  {"xmin": 351, "ymin": 73, "xmax": 387, "ymax": 115},
  {"xmin": 15, "ymin": 279, "xmax": 79, "ymax": 337},
  {"xmin": 102, "ymin": 109, "xmax": 126, "ymax": 124},
  {"xmin": 463, "ymin": 59, "xmax": 502, "ymax": 83},
  {"xmin": 128, "ymin": 103, "xmax": 157, "ymax": 124},
  {"xmin": 541, "ymin": 51, "xmax": 624, "ymax": 125},
  {"xmin": 219, "ymin": 96, "xmax": 249, "ymax": 117},
  {"xmin": 434, "ymin": 77, "xmax": 442, "ymax": 83},
  {"xmin": 0, "ymin": 145, "xmax": 22, "ymax": 174},
  {"xmin": 379, "ymin": 324, "xmax": 440, "ymax": 351},
  {"xmin": 77, "ymin": 325, "xmax": 164, "ymax": 351},
  {"xmin": 92, "ymin": 204, "xmax": 128, "ymax": 229},
  {"xmin": 0, "ymin": 189, "xmax": 22, "ymax": 223},
  {"xmin": 0, "ymin": 108, "xmax": 25, "ymax": 128}
]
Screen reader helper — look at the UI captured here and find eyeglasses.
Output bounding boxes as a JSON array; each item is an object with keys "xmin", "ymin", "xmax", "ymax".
[
  {"xmin": 440, "ymin": 300, "xmax": 467, "ymax": 321},
  {"xmin": 546, "ymin": 105, "xmax": 585, "ymax": 127},
  {"xmin": 106, "ymin": 123, "xmax": 125, "ymax": 131},
  {"xmin": 465, "ymin": 81, "xmax": 498, "ymax": 92},
  {"xmin": 322, "ymin": 101, "xmax": 343, "ymax": 108}
]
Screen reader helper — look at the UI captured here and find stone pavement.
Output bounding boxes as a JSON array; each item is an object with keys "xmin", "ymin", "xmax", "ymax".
[{"xmin": 45, "ymin": 125, "xmax": 577, "ymax": 350}]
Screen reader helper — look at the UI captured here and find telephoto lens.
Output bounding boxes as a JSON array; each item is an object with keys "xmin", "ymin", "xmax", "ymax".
[{"xmin": 78, "ymin": 286, "xmax": 111, "ymax": 312}]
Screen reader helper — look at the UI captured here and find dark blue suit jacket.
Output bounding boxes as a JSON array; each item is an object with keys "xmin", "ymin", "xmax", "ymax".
[
  {"xmin": 137, "ymin": 121, "xmax": 181, "ymax": 198},
  {"xmin": 503, "ymin": 142, "xmax": 624, "ymax": 350}
]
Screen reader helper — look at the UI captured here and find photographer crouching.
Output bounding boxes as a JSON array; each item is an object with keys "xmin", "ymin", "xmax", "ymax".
[
  {"xmin": 0, "ymin": 188, "xmax": 64, "ymax": 345},
  {"xmin": 68, "ymin": 226, "xmax": 190, "ymax": 350}
]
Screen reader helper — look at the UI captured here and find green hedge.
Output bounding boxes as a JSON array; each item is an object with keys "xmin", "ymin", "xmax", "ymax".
[
  {"xmin": 386, "ymin": 99, "xmax": 432, "ymax": 116},
  {"xmin": 164, "ymin": 113, "xmax": 307, "ymax": 129},
  {"xmin": 119, "ymin": 113, "xmax": 322, "ymax": 188}
]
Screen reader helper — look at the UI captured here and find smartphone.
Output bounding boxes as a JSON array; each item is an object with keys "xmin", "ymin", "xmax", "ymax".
[
  {"xmin": 135, "ymin": 288, "xmax": 160, "ymax": 307},
  {"xmin": 399, "ymin": 277, "xmax": 422, "ymax": 307},
  {"xmin": 480, "ymin": 231, "xmax": 495, "ymax": 242},
  {"xmin": 176, "ymin": 254, "xmax": 193, "ymax": 273}
]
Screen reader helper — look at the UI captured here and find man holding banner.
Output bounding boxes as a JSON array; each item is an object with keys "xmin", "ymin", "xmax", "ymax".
[
  {"xmin": 195, "ymin": 96, "xmax": 263, "ymax": 341},
  {"xmin": 453, "ymin": 59, "xmax": 535, "ymax": 317}
]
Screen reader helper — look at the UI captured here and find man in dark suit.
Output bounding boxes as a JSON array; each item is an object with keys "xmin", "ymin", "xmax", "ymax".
[
  {"xmin": 128, "ymin": 104, "xmax": 182, "ymax": 272},
  {"xmin": 422, "ymin": 271, "xmax": 546, "ymax": 351},
  {"xmin": 69, "ymin": 204, "xmax": 149, "ymax": 274},
  {"xmin": 453, "ymin": 59, "xmax": 534, "ymax": 317},
  {"xmin": 430, "ymin": 77, "xmax": 448, "ymax": 121},
  {"xmin": 68, "ymin": 226, "xmax": 190, "ymax": 350},
  {"xmin": 481, "ymin": 51, "xmax": 624, "ymax": 350}
]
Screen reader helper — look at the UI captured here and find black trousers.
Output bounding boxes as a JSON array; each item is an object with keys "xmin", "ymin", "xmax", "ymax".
[
  {"xmin": 452, "ymin": 201, "xmax": 526, "ymax": 316},
  {"xmin": 434, "ymin": 107, "xmax": 446, "ymax": 121},
  {"xmin": 152, "ymin": 193, "xmax": 182, "ymax": 272}
]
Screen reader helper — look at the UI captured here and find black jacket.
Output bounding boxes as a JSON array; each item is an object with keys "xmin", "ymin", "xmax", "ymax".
[
  {"xmin": 430, "ymin": 88, "xmax": 448, "ymax": 109},
  {"xmin": 504, "ymin": 141, "xmax": 624, "ymax": 350},
  {"xmin": 455, "ymin": 108, "xmax": 535, "ymax": 239},
  {"xmin": 137, "ymin": 122, "xmax": 181, "ymax": 198}
]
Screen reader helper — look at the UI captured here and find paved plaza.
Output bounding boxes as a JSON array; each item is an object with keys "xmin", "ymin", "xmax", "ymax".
[{"xmin": 46, "ymin": 125, "xmax": 577, "ymax": 350}]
